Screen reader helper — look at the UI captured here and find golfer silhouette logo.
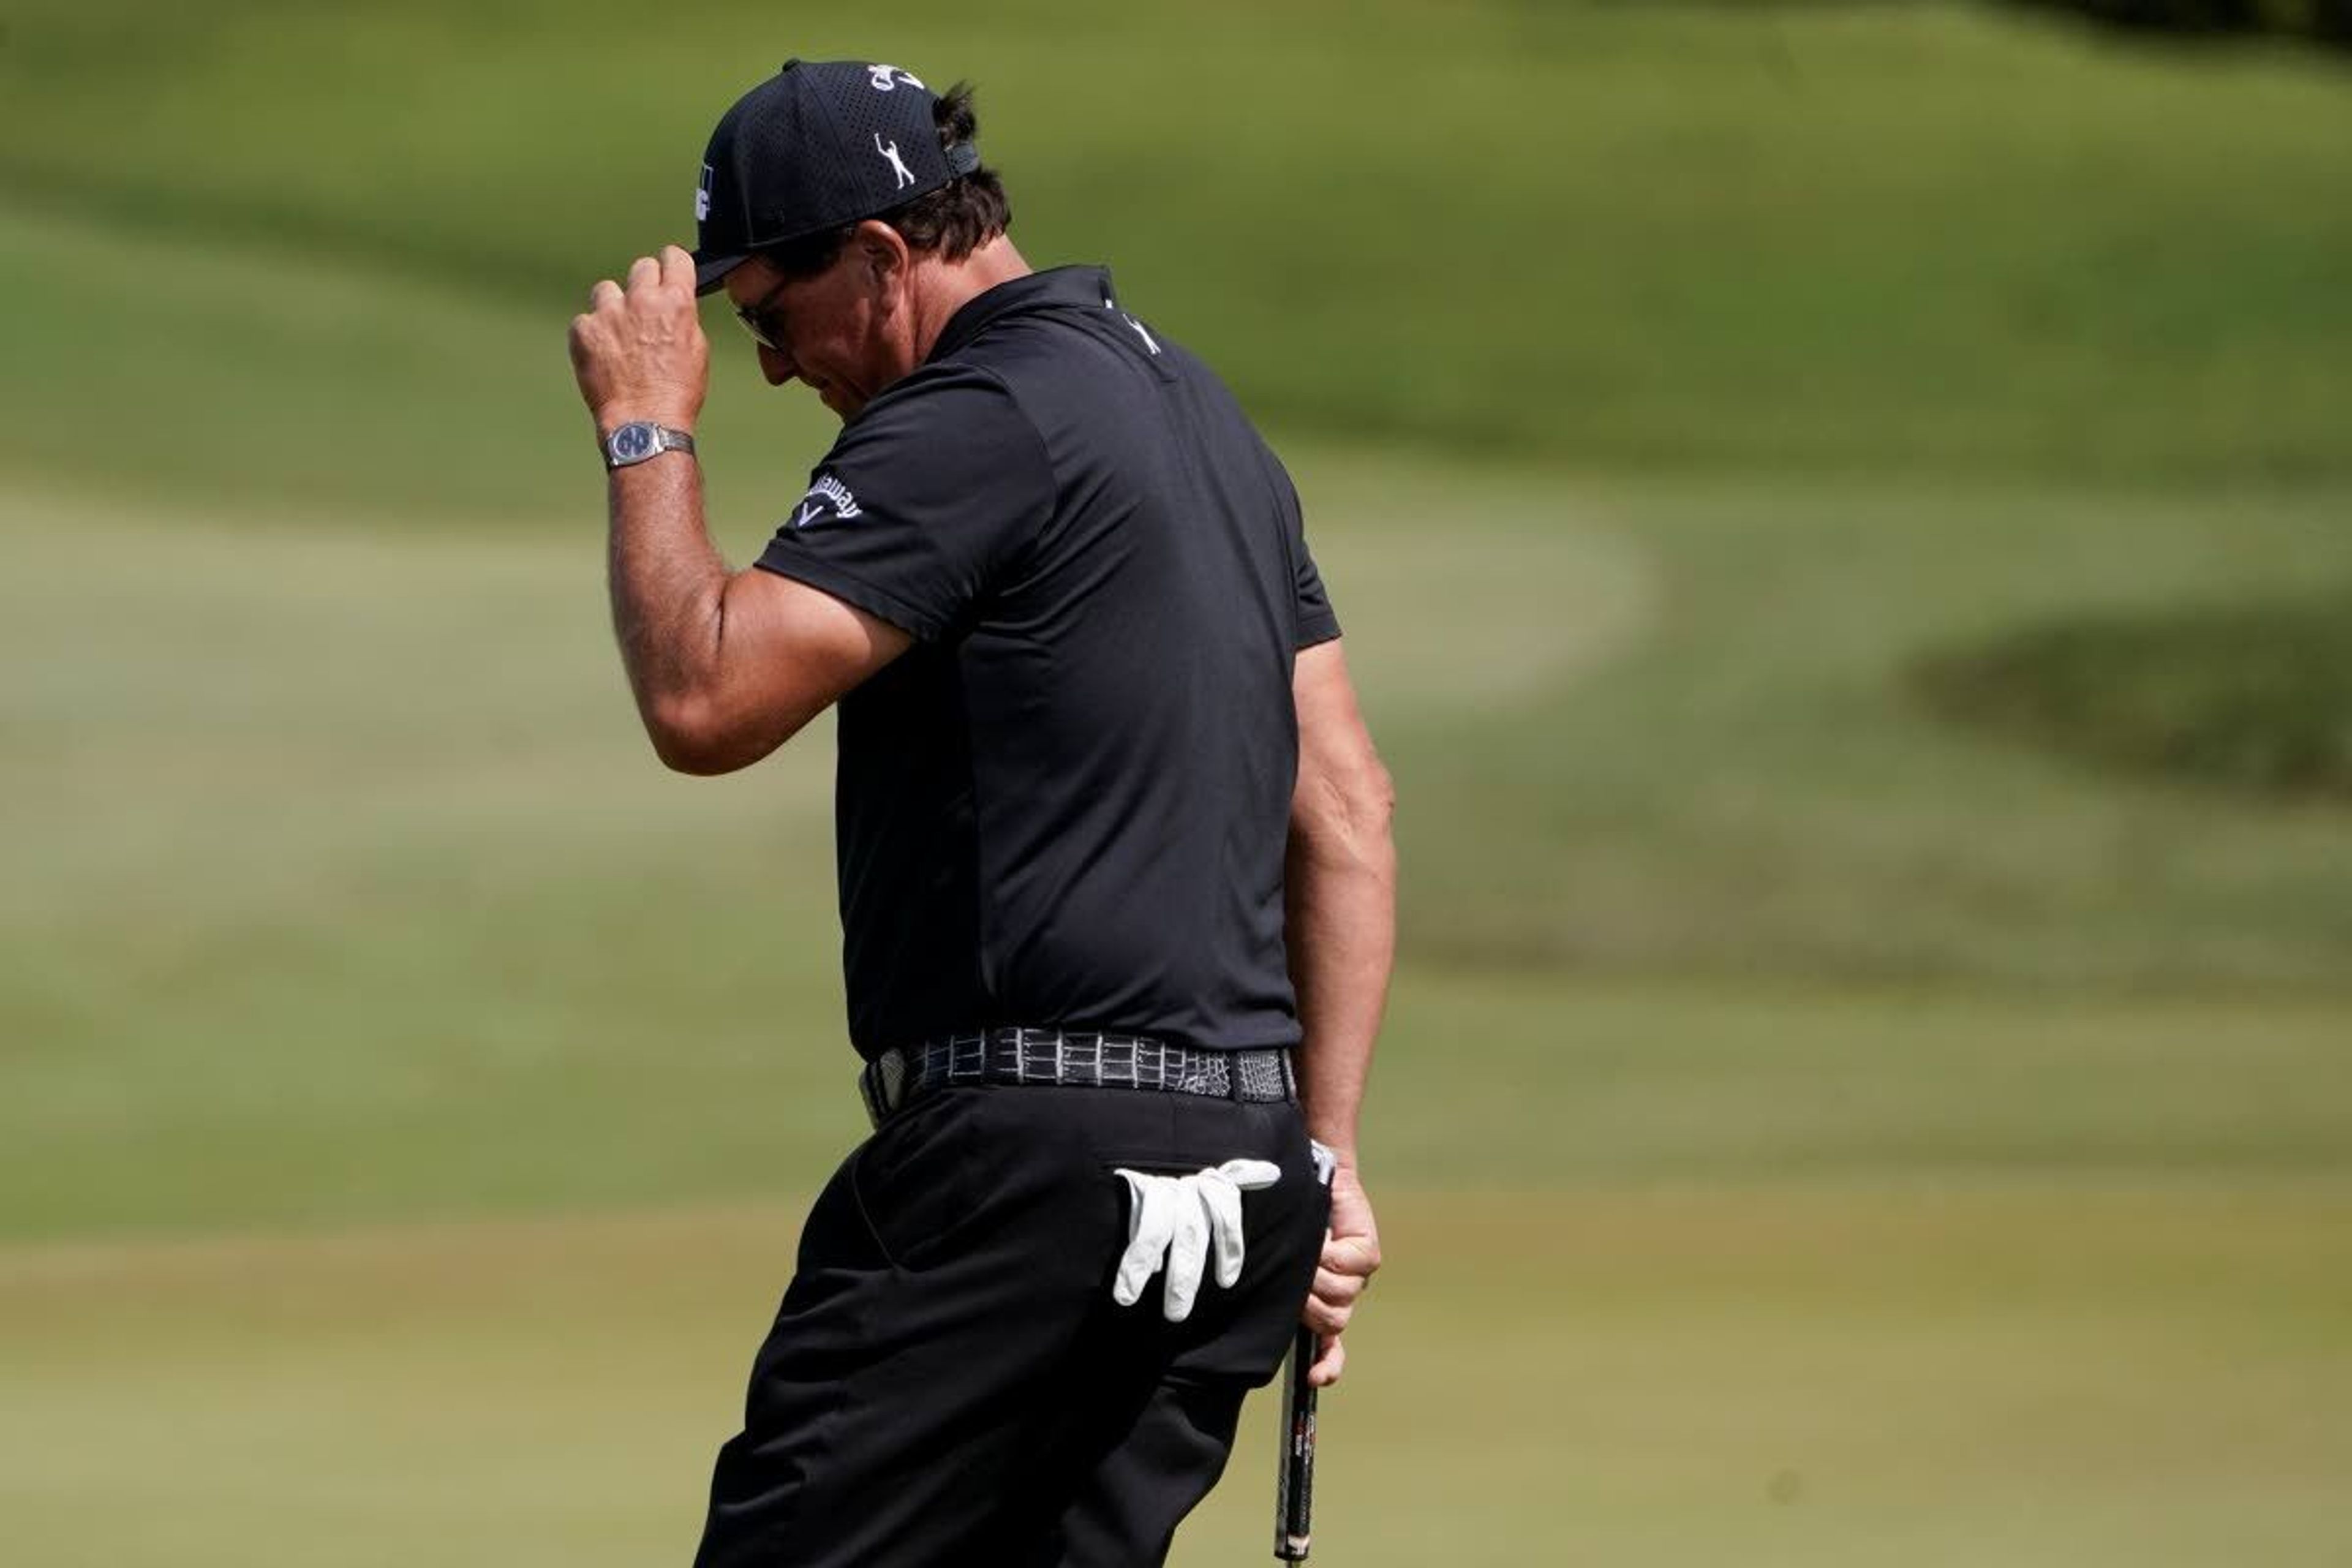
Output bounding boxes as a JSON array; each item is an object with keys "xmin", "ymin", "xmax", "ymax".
[{"xmin": 875, "ymin": 134, "xmax": 916, "ymax": 191}]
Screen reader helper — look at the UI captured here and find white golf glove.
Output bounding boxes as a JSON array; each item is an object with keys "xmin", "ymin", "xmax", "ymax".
[{"xmin": 1110, "ymin": 1159, "xmax": 1284, "ymax": 1322}]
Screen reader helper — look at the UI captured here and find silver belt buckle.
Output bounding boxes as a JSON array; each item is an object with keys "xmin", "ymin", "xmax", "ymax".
[{"xmin": 861, "ymin": 1046, "xmax": 910, "ymax": 1130}]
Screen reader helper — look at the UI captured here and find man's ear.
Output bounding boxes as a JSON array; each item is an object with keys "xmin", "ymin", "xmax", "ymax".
[{"xmin": 854, "ymin": 220, "xmax": 910, "ymax": 301}]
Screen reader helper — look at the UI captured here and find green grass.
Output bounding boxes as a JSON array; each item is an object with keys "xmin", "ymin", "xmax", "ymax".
[
  {"xmin": 1915, "ymin": 590, "xmax": 2352, "ymax": 799},
  {"xmin": 1360, "ymin": 464, "xmax": 2352, "ymax": 990},
  {"xmin": 5, "ymin": 3, "xmax": 2351, "ymax": 1561},
  {"xmin": 10, "ymin": 467, "xmax": 2352, "ymax": 1237},
  {"xmin": 6, "ymin": 1189, "xmax": 2349, "ymax": 1567},
  {"xmin": 4, "ymin": 0, "xmax": 2351, "ymax": 500}
]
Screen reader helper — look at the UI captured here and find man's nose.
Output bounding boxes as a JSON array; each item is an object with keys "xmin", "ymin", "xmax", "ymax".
[{"xmin": 756, "ymin": 342, "xmax": 796, "ymax": 386}]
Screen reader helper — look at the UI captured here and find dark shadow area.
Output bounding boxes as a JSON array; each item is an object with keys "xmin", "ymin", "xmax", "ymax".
[
  {"xmin": 1911, "ymin": 594, "xmax": 2352, "ymax": 801},
  {"xmin": 1992, "ymin": 0, "xmax": 2352, "ymax": 54}
]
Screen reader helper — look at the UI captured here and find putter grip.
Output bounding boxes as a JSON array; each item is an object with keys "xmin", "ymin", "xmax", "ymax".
[{"xmin": 1275, "ymin": 1324, "xmax": 1318, "ymax": 1561}]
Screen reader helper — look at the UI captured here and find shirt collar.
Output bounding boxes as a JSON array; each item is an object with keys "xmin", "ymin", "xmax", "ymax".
[{"xmin": 925, "ymin": 265, "xmax": 1117, "ymax": 364}]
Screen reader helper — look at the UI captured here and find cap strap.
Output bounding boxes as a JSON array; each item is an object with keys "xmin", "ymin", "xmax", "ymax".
[{"xmin": 945, "ymin": 141, "xmax": 981, "ymax": 176}]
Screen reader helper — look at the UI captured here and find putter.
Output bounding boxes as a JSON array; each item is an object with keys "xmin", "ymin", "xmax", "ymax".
[
  {"xmin": 1277, "ymin": 1142, "xmax": 1340, "ymax": 1561},
  {"xmin": 1275, "ymin": 1323, "xmax": 1319, "ymax": 1561}
]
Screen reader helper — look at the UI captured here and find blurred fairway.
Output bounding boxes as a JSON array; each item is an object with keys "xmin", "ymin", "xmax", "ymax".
[
  {"xmin": 6, "ymin": 0, "xmax": 2352, "ymax": 502},
  {"xmin": 7, "ymin": 1189, "xmax": 2349, "ymax": 1568},
  {"xmin": 4, "ymin": 0, "xmax": 2351, "ymax": 1563},
  {"xmin": 10, "ymin": 466, "xmax": 2352, "ymax": 1234},
  {"xmin": 7, "ymin": 466, "xmax": 2351, "ymax": 1562}
]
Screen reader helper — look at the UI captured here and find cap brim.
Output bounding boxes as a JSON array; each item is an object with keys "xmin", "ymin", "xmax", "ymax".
[{"xmin": 694, "ymin": 251, "xmax": 749, "ymax": 296}]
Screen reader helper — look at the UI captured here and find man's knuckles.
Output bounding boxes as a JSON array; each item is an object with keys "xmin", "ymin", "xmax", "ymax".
[
  {"xmin": 1312, "ymin": 1268, "xmax": 1366, "ymax": 1303},
  {"xmin": 619, "ymin": 253, "xmax": 698, "ymax": 310}
]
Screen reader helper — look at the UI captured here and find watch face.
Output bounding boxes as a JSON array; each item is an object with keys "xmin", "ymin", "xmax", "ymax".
[{"xmin": 612, "ymin": 423, "xmax": 654, "ymax": 462}]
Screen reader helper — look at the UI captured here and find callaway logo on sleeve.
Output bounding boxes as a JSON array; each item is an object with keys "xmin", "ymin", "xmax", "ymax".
[{"xmin": 788, "ymin": 473, "xmax": 862, "ymax": 530}]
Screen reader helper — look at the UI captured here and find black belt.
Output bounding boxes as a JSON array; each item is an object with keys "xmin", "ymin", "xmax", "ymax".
[{"xmin": 859, "ymin": 1027, "xmax": 1297, "ymax": 1128}]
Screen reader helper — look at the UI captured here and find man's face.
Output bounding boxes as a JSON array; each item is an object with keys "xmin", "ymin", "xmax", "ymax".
[{"xmin": 722, "ymin": 238, "xmax": 908, "ymax": 421}]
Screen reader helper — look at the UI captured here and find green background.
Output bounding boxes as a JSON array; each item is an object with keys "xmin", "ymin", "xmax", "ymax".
[{"xmin": 4, "ymin": 4, "xmax": 2348, "ymax": 1564}]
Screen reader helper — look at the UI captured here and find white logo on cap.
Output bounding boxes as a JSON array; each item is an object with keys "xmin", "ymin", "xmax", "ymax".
[
  {"xmin": 875, "ymin": 134, "xmax": 916, "ymax": 191},
  {"xmin": 695, "ymin": 164, "xmax": 713, "ymax": 222},
  {"xmin": 867, "ymin": 64, "xmax": 925, "ymax": 91}
]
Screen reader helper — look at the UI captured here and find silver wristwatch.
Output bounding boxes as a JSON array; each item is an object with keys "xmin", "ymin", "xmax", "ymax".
[{"xmin": 600, "ymin": 421, "xmax": 697, "ymax": 470}]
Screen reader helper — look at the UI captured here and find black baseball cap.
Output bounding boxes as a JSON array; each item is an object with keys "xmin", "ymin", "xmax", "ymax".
[{"xmin": 690, "ymin": 58, "xmax": 982, "ymax": 296}]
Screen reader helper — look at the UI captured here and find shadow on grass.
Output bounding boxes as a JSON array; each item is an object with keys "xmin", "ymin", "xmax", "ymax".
[{"xmin": 1910, "ymin": 590, "xmax": 2352, "ymax": 801}]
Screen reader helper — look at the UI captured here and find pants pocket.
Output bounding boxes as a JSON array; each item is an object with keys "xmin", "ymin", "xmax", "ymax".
[{"xmin": 846, "ymin": 1092, "xmax": 976, "ymax": 1269}]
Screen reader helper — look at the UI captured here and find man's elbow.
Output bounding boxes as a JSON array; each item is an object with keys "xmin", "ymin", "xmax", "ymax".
[
  {"xmin": 650, "ymin": 730, "xmax": 739, "ymax": 777},
  {"xmin": 643, "ymin": 694, "xmax": 729, "ymax": 774},
  {"xmin": 643, "ymin": 692, "xmax": 793, "ymax": 776},
  {"xmin": 1297, "ymin": 753, "xmax": 1397, "ymax": 859},
  {"xmin": 1349, "ymin": 756, "xmax": 1398, "ymax": 842}
]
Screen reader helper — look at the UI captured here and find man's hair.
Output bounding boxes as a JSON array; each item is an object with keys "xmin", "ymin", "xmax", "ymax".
[{"xmin": 757, "ymin": 82, "xmax": 1011, "ymax": 279}]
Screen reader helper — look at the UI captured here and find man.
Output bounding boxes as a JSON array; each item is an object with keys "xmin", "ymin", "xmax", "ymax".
[{"xmin": 567, "ymin": 59, "xmax": 1394, "ymax": 1567}]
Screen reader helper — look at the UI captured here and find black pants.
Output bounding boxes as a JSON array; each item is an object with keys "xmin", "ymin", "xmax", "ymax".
[{"xmin": 692, "ymin": 1082, "xmax": 1329, "ymax": 1568}]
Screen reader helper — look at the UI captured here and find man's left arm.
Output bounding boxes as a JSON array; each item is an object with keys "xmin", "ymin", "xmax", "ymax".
[
  {"xmin": 1286, "ymin": 638, "xmax": 1396, "ymax": 1387},
  {"xmin": 570, "ymin": 247, "xmax": 911, "ymax": 774}
]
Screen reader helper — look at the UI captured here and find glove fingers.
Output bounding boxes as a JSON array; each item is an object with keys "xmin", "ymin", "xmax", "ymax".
[
  {"xmin": 1162, "ymin": 1181, "xmax": 1213, "ymax": 1321},
  {"xmin": 1110, "ymin": 1159, "xmax": 1285, "ymax": 1318},
  {"xmin": 1112, "ymin": 1170, "xmax": 1176, "ymax": 1308},
  {"xmin": 1216, "ymin": 1158, "xmax": 1283, "ymax": 1191},
  {"xmin": 1202, "ymin": 1170, "xmax": 1248, "ymax": 1287}
]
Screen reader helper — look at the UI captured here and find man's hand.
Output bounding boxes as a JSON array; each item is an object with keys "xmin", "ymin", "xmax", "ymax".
[
  {"xmin": 1302, "ymin": 1161, "xmax": 1381, "ymax": 1387},
  {"xmin": 568, "ymin": 245, "xmax": 709, "ymax": 432}
]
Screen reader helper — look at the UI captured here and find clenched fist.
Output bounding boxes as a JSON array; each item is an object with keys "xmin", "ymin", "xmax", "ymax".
[
  {"xmin": 1301, "ymin": 1161, "xmax": 1381, "ymax": 1387},
  {"xmin": 568, "ymin": 244, "xmax": 709, "ymax": 432}
]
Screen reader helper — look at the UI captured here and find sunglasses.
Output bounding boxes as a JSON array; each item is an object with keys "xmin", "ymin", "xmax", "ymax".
[{"xmin": 732, "ymin": 274, "xmax": 792, "ymax": 352}]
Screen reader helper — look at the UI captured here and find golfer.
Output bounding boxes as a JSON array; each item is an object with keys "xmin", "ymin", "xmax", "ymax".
[{"xmin": 567, "ymin": 59, "xmax": 1394, "ymax": 1566}]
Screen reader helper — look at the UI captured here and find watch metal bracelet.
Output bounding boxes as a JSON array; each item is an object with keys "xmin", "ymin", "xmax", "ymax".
[{"xmin": 601, "ymin": 422, "xmax": 698, "ymax": 470}]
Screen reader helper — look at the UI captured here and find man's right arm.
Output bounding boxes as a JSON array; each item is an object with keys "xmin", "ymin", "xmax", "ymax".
[
  {"xmin": 1286, "ymin": 637, "xmax": 1396, "ymax": 1386},
  {"xmin": 570, "ymin": 245, "xmax": 913, "ymax": 775}
]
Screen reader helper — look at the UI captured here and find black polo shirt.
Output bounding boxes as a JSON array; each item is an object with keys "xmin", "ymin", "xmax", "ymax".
[{"xmin": 754, "ymin": 265, "xmax": 1339, "ymax": 1058}]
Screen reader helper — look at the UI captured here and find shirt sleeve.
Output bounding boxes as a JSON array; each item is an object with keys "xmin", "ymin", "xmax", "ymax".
[
  {"xmin": 1281, "ymin": 469, "xmax": 1342, "ymax": 650},
  {"xmin": 753, "ymin": 368, "xmax": 1055, "ymax": 642}
]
